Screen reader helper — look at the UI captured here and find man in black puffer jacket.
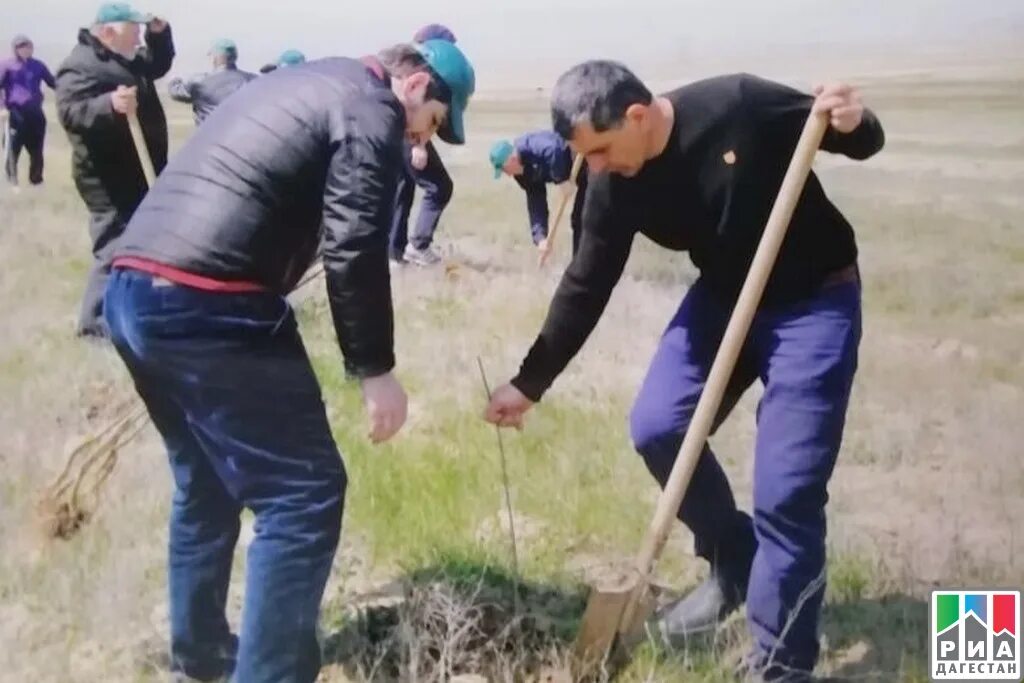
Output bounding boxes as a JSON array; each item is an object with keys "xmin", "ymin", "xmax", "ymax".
[
  {"xmin": 55, "ymin": 2, "xmax": 174, "ymax": 338},
  {"xmin": 167, "ymin": 38, "xmax": 255, "ymax": 125},
  {"xmin": 105, "ymin": 40, "xmax": 475, "ymax": 683}
]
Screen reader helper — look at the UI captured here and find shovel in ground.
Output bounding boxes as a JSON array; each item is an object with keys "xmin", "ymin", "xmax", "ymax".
[
  {"xmin": 538, "ymin": 153, "xmax": 585, "ymax": 268},
  {"xmin": 572, "ymin": 110, "xmax": 830, "ymax": 679}
]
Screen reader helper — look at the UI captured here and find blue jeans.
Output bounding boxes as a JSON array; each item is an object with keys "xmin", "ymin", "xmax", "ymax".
[
  {"xmin": 105, "ymin": 269, "xmax": 346, "ymax": 682},
  {"xmin": 389, "ymin": 140, "xmax": 452, "ymax": 258},
  {"xmin": 629, "ymin": 275, "xmax": 861, "ymax": 677}
]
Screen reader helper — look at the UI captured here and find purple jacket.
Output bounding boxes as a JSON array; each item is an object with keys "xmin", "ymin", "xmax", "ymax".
[
  {"xmin": 0, "ymin": 53, "xmax": 55, "ymax": 110},
  {"xmin": 413, "ymin": 24, "xmax": 456, "ymax": 44}
]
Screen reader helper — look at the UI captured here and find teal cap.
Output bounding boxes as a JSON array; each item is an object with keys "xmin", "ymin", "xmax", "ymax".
[
  {"xmin": 489, "ymin": 140, "xmax": 515, "ymax": 179},
  {"xmin": 277, "ymin": 49, "xmax": 306, "ymax": 67},
  {"xmin": 210, "ymin": 38, "xmax": 237, "ymax": 57},
  {"xmin": 95, "ymin": 2, "xmax": 152, "ymax": 24},
  {"xmin": 416, "ymin": 39, "xmax": 475, "ymax": 145}
]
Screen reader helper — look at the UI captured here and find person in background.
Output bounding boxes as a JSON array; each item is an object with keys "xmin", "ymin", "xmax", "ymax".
[
  {"xmin": 0, "ymin": 34, "xmax": 56, "ymax": 187},
  {"xmin": 167, "ymin": 38, "xmax": 255, "ymax": 125},
  {"xmin": 259, "ymin": 48, "xmax": 306, "ymax": 74},
  {"xmin": 55, "ymin": 2, "xmax": 175, "ymax": 338},
  {"xmin": 387, "ymin": 23, "xmax": 457, "ymax": 267},
  {"xmin": 489, "ymin": 130, "xmax": 588, "ymax": 255}
]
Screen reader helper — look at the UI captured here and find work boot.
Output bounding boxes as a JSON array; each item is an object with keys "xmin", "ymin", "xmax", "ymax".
[
  {"xmin": 649, "ymin": 572, "xmax": 744, "ymax": 647},
  {"xmin": 404, "ymin": 243, "xmax": 442, "ymax": 266},
  {"xmin": 737, "ymin": 656, "xmax": 814, "ymax": 682}
]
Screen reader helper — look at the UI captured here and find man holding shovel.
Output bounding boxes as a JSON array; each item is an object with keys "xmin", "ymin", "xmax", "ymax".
[
  {"xmin": 55, "ymin": 2, "xmax": 175, "ymax": 338},
  {"xmin": 105, "ymin": 40, "xmax": 475, "ymax": 682},
  {"xmin": 489, "ymin": 130, "xmax": 588, "ymax": 255},
  {"xmin": 485, "ymin": 61, "xmax": 883, "ymax": 681},
  {"xmin": 0, "ymin": 34, "xmax": 56, "ymax": 188}
]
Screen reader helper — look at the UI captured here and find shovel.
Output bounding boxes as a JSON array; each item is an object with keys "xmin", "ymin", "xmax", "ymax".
[
  {"xmin": 127, "ymin": 111, "xmax": 157, "ymax": 187},
  {"xmin": 538, "ymin": 153, "xmax": 585, "ymax": 268},
  {"xmin": 572, "ymin": 110, "xmax": 830, "ymax": 678}
]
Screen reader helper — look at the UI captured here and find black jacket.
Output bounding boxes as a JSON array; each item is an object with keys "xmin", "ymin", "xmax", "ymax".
[
  {"xmin": 55, "ymin": 27, "xmax": 175, "ymax": 216},
  {"xmin": 168, "ymin": 65, "xmax": 256, "ymax": 124},
  {"xmin": 116, "ymin": 57, "xmax": 405, "ymax": 379}
]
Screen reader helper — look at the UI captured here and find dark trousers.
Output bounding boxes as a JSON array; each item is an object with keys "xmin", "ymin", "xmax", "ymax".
[
  {"xmin": 629, "ymin": 276, "xmax": 861, "ymax": 676},
  {"xmin": 78, "ymin": 207, "xmax": 129, "ymax": 337},
  {"xmin": 4, "ymin": 106, "xmax": 46, "ymax": 185},
  {"xmin": 388, "ymin": 141, "xmax": 452, "ymax": 259},
  {"xmin": 105, "ymin": 269, "xmax": 346, "ymax": 683}
]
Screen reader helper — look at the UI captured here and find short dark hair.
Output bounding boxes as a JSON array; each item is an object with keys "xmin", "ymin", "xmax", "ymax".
[
  {"xmin": 550, "ymin": 60, "xmax": 653, "ymax": 140},
  {"xmin": 377, "ymin": 43, "xmax": 449, "ymax": 104}
]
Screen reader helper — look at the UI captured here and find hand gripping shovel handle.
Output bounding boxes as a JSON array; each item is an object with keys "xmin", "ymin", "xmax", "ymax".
[
  {"xmin": 538, "ymin": 153, "xmax": 586, "ymax": 268},
  {"xmin": 618, "ymin": 111, "xmax": 831, "ymax": 631},
  {"xmin": 127, "ymin": 112, "xmax": 157, "ymax": 188}
]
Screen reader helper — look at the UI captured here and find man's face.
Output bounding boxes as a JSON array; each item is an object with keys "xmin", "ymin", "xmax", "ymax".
[
  {"xmin": 399, "ymin": 71, "xmax": 449, "ymax": 146},
  {"xmin": 501, "ymin": 153, "xmax": 524, "ymax": 176},
  {"xmin": 569, "ymin": 105, "xmax": 650, "ymax": 177},
  {"xmin": 15, "ymin": 44, "xmax": 33, "ymax": 61},
  {"xmin": 101, "ymin": 22, "xmax": 142, "ymax": 59}
]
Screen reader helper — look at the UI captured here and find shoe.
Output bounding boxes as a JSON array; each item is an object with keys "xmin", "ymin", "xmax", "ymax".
[
  {"xmin": 737, "ymin": 656, "xmax": 814, "ymax": 682},
  {"xmin": 389, "ymin": 256, "xmax": 406, "ymax": 271},
  {"xmin": 648, "ymin": 572, "xmax": 744, "ymax": 647},
  {"xmin": 404, "ymin": 244, "xmax": 442, "ymax": 266}
]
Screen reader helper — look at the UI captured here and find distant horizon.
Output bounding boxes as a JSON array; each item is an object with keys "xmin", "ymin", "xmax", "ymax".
[{"xmin": 4, "ymin": 0, "xmax": 1022, "ymax": 91}]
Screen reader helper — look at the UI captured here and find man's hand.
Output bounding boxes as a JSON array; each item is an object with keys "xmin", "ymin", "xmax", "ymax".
[
  {"xmin": 410, "ymin": 144, "xmax": 428, "ymax": 171},
  {"xmin": 361, "ymin": 372, "xmax": 408, "ymax": 444},
  {"xmin": 812, "ymin": 83, "xmax": 863, "ymax": 134},
  {"xmin": 147, "ymin": 18, "xmax": 169, "ymax": 33},
  {"xmin": 111, "ymin": 85, "xmax": 138, "ymax": 115},
  {"xmin": 484, "ymin": 382, "xmax": 534, "ymax": 429}
]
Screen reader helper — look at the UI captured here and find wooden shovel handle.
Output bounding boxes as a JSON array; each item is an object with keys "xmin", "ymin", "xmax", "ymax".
[
  {"xmin": 538, "ymin": 153, "xmax": 585, "ymax": 267},
  {"xmin": 620, "ymin": 111, "xmax": 830, "ymax": 628},
  {"xmin": 127, "ymin": 112, "xmax": 157, "ymax": 188}
]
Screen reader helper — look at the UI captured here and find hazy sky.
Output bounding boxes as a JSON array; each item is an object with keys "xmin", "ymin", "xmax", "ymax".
[{"xmin": 4, "ymin": 0, "xmax": 1022, "ymax": 87}]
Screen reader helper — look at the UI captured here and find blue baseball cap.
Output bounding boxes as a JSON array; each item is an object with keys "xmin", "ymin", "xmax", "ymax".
[
  {"xmin": 210, "ymin": 38, "xmax": 237, "ymax": 57},
  {"xmin": 416, "ymin": 39, "xmax": 475, "ymax": 145},
  {"xmin": 277, "ymin": 49, "xmax": 306, "ymax": 66},
  {"xmin": 95, "ymin": 2, "xmax": 152, "ymax": 24},
  {"xmin": 489, "ymin": 140, "xmax": 515, "ymax": 178}
]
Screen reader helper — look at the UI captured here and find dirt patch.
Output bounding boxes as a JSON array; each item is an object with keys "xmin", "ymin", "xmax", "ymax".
[{"xmin": 323, "ymin": 567, "xmax": 585, "ymax": 683}]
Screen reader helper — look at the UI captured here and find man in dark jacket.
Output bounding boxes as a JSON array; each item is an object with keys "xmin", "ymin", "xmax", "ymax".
[
  {"xmin": 105, "ymin": 40, "xmax": 475, "ymax": 682},
  {"xmin": 55, "ymin": 2, "xmax": 174, "ymax": 338},
  {"xmin": 387, "ymin": 23, "xmax": 457, "ymax": 267},
  {"xmin": 0, "ymin": 34, "xmax": 56, "ymax": 187},
  {"xmin": 485, "ymin": 62, "xmax": 883, "ymax": 682},
  {"xmin": 167, "ymin": 38, "xmax": 255, "ymax": 125},
  {"xmin": 489, "ymin": 130, "xmax": 588, "ymax": 255}
]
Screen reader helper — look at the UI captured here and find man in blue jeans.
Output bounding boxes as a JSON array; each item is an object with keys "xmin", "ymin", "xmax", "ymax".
[
  {"xmin": 485, "ymin": 61, "xmax": 883, "ymax": 681},
  {"xmin": 388, "ymin": 23, "xmax": 457, "ymax": 267},
  {"xmin": 105, "ymin": 41, "xmax": 475, "ymax": 682}
]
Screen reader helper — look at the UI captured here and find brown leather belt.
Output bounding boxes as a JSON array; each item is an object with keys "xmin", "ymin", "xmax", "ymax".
[{"xmin": 821, "ymin": 263, "xmax": 860, "ymax": 288}]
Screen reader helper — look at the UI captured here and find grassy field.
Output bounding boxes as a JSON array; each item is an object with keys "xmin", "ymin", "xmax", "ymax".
[{"xmin": 0, "ymin": 63, "xmax": 1022, "ymax": 682}]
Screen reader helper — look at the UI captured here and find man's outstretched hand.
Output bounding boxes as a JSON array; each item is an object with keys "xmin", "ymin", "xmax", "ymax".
[{"xmin": 483, "ymin": 382, "xmax": 534, "ymax": 429}]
